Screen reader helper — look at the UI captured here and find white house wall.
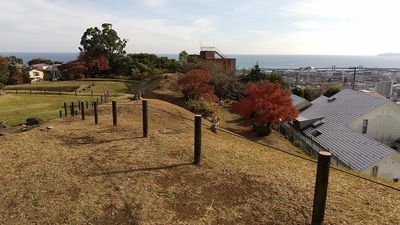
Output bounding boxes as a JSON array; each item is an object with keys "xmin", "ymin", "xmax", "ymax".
[
  {"xmin": 348, "ymin": 101, "xmax": 400, "ymax": 146},
  {"xmin": 362, "ymin": 152, "xmax": 400, "ymax": 181},
  {"xmin": 28, "ymin": 69, "xmax": 44, "ymax": 80}
]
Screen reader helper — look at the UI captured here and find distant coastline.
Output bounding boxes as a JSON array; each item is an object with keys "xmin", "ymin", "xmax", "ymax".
[
  {"xmin": 2, "ymin": 52, "xmax": 400, "ymax": 69},
  {"xmin": 377, "ymin": 53, "xmax": 400, "ymax": 57}
]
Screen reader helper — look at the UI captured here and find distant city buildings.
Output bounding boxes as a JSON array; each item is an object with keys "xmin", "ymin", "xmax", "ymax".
[
  {"xmin": 374, "ymin": 80, "xmax": 393, "ymax": 98},
  {"xmin": 240, "ymin": 66, "xmax": 400, "ymax": 100}
]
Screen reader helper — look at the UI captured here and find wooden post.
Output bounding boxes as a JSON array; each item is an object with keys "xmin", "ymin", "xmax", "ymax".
[
  {"xmin": 194, "ymin": 115, "xmax": 202, "ymax": 165},
  {"xmin": 64, "ymin": 102, "xmax": 67, "ymax": 117},
  {"xmin": 81, "ymin": 101, "xmax": 85, "ymax": 120},
  {"xmin": 142, "ymin": 99, "xmax": 148, "ymax": 138},
  {"xmin": 71, "ymin": 102, "xmax": 75, "ymax": 116},
  {"xmin": 112, "ymin": 100, "xmax": 117, "ymax": 126},
  {"xmin": 311, "ymin": 151, "xmax": 332, "ymax": 225},
  {"xmin": 59, "ymin": 110, "xmax": 62, "ymax": 118},
  {"xmin": 94, "ymin": 101, "xmax": 98, "ymax": 125}
]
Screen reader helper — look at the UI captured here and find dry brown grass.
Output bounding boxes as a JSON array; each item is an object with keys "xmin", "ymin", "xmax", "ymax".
[{"xmin": 1, "ymin": 99, "xmax": 400, "ymax": 224}]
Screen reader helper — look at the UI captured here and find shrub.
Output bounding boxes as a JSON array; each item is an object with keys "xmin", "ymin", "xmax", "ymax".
[
  {"xmin": 293, "ymin": 140, "xmax": 304, "ymax": 149},
  {"xmin": 184, "ymin": 98, "xmax": 223, "ymax": 123},
  {"xmin": 254, "ymin": 124, "xmax": 272, "ymax": 137}
]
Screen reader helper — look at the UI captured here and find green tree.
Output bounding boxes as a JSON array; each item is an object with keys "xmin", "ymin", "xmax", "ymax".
[
  {"xmin": 79, "ymin": 23, "xmax": 128, "ymax": 70},
  {"xmin": 323, "ymin": 86, "xmax": 341, "ymax": 97},
  {"xmin": 7, "ymin": 56, "xmax": 23, "ymax": 65},
  {"xmin": 28, "ymin": 58, "xmax": 53, "ymax": 65},
  {"xmin": 265, "ymin": 70, "xmax": 287, "ymax": 88},
  {"xmin": 241, "ymin": 63, "xmax": 266, "ymax": 83},
  {"xmin": 304, "ymin": 88, "xmax": 320, "ymax": 101},
  {"xmin": 179, "ymin": 50, "xmax": 188, "ymax": 63},
  {"xmin": 292, "ymin": 86, "xmax": 304, "ymax": 98}
]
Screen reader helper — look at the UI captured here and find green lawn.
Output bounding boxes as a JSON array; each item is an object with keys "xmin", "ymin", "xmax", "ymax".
[
  {"xmin": 4, "ymin": 81, "xmax": 132, "ymax": 95},
  {"xmin": 0, "ymin": 95, "xmax": 97, "ymax": 126},
  {"xmin": 0, "ymin": 81, "xmax": 132, "ymax": 126}
]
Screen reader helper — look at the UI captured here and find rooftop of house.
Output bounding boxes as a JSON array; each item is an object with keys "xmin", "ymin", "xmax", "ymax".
[
  {"xmin": 294, "ymin": 89, "xmax": 396, "ymax": 171},
  {"xmin": 360, "ymin": 90, "xmax": 387, "ymax": 99},
  {"xmin": 290, "ymin": 94, "xmax": 312, "ymax": 111}
]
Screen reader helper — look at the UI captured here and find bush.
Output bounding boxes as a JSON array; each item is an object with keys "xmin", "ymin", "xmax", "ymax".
[
  {"xmin": 184, "ymin": 98, "xmax": 223, "ymax": 123},
  {"xmin": 293, "ymin": 140, "xmax": 304, "ymax": 149},
  {"xmin": 253, "ymin": 124, "xmax": 272, "ymax": 137}
]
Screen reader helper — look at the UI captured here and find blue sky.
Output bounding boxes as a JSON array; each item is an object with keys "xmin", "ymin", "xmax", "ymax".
[{"xmin": 1, "ymin": 0, "xmax": 399, "ymax": 55}]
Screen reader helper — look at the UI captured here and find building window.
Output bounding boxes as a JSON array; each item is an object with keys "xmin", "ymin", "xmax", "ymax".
[{"xmin": 362, "ymin": 119, "xmax": 368, "ymax": 134}]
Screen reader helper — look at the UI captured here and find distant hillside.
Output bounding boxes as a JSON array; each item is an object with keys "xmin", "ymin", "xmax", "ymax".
[{"xmin": 377, "ymin": 53, "xmax": 400, "ymax": 57}]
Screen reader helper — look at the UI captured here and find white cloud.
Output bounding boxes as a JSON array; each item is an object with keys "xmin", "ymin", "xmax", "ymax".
[
  {"xmin": 293, "ymin": 20, "xmax": 328, "ymax": 29},
  {"xmin": 115, "ymin": 17, "xmax": 215, "ymax": 53},
  {"xmin": 2, "ymin": 0, "xmax": 400, "ymax": 55},
  {"xmin": 143, "ymin": 0, "xmax": 168, "ymax": 7}
]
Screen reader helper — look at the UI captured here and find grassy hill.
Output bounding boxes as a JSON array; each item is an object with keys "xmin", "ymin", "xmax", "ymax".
[
  {"xmin": 1, "ymin": 75, "xmax": 400, "ymax": 224},
  {"xmin": 1, "ymin": 98, "xmax": 400, "ymax": 224},
  {"xmin": 127, "ymin": 73, "xmax": 185, "ymax": 106},
  {"xmin": 0, "ymin": 81, "xmax": 131, "ymax": 126}
]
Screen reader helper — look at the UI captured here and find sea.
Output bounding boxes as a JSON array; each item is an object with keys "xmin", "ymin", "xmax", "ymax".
[{"xmin": 2, "ymin": 52, "xmax": 400, "ymax": 69}]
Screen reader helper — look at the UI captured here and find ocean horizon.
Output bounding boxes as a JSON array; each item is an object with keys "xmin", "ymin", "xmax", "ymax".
[{"xmin": 2, "ymin": 52, "xmax": 400, "ymax": 69}]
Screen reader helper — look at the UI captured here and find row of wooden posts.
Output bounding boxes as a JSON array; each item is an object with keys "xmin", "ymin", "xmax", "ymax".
[
  {"xmin": 59, "ymin": 99, "xmax": 202, "ymax": 165},
  {"xmin": 58, "ymin": 99, "xmax": 330, "ymax": 225}
]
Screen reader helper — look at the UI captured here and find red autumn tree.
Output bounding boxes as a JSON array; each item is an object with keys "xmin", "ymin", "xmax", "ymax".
[
  {"xmin": 178, "ymin": 69, "xmax": 218, "ymax": 102},
  {"xmin": 230, "ymin": 82, "xmax": 298, "ymax": 135},
  {"xmin": 58, "ymin": 60, "xmax": 87, "ymax": 80},
  {"xmin": 77, "ymin": 51, "xmax": 110, "ymax": 77}
]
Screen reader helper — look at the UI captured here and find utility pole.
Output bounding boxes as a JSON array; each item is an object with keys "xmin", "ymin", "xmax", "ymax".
[{"xmin": 350, "ymin": 67, "xmax": 357, "ymax": 90}]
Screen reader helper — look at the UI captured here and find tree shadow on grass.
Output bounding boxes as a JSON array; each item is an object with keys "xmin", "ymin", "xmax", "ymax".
[
  {"xmin": 85, "ymin": 162, "xmax": 194, "ymax": 177},
  {"xmin": 65, "ymin": 136, "xmax": 144, "ymax": 145}
]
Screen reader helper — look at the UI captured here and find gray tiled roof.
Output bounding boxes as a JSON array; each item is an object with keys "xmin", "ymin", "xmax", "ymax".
[
  {"xmin": 298, "ymin": 89, "xmax": 395, "ymax": 171},
  {"xmin": 290, "ymin": 94, "xmax": 312, "ymax": 111}
]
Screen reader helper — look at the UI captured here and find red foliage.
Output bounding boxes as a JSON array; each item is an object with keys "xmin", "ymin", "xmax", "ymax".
[
  {"xmin": 230, "ymin": 82, "xmax": 298, "ymax": 126},
  {"xmin": 58, "ymin": 61, "xmax": 87, "ymax": 80},
  {"xmin": 78, "ymin": 51, "xmax": 110, "ymax": 75},
  {"xmin": 178, "ymin": 69, "xmax": 218, "ymax": 102},
  {"xmin": 0, "ymin": 57, "xmax": 8, "ymax": 65},
  {"xmin": 58, "ymin": 51, "xmax": 110, "ymax": 80}
]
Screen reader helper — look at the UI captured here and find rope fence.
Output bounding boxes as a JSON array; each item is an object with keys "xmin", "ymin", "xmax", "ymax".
[{"xmin": 56, "ymin": 98, "xmax": 400, "ymax": 224}]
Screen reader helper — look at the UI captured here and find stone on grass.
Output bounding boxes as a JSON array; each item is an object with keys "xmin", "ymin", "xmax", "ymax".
[
  {"xmin": 0, "ymin": 121, "xmax": 7, "ymax": 129},
  {"xmin": 26, "ymin": 117, "xmax": 43, "ymax": 125}
]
